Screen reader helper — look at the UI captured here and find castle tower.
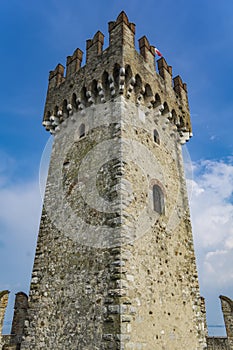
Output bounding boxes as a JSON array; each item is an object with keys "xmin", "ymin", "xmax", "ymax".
[{"xmin": 21, "ymin": 12, "xmax": 207, "ymax": 349}]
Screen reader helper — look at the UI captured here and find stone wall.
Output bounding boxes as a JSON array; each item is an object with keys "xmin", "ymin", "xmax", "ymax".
[{"xmin": 207, "ymin": 337, "xmax": 229, "ymax": 350}]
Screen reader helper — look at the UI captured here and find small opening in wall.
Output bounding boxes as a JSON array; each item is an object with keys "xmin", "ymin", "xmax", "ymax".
[
  {"xmin": 79, "ymin": 123, "xmax": 85, "ymax": 138},
  {"xmin": 153, "ymin": 129, "xmax": 160, "ymax": 144},
  {"xmin": 153, "ymin": 184, "xmax": 165, "ymax": 214},
  {"xmin": 63, "ymin": 161, "xmax": 70, "ymax": 169}
]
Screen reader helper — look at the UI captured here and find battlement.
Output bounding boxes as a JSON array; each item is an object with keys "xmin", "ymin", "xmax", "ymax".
[{"xmin": 43, "ymin": 12, "xmax": 191, "ymax": 144}]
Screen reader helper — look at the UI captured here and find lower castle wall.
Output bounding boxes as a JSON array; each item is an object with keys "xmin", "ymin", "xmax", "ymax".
[{"xmin": 207, "ymin": 337, "xmax": 230, "ymax": 350}]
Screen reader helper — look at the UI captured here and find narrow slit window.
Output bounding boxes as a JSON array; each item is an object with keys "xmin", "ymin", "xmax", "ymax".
[
  {"xmin": 153, "ymin": 129, "xmax": 160, "ymax": 144},
  {"xmin": 79, "ymin": 123, "xmax": 85, "ymax": 138},
  {"xmin": 153, "ymin": 185, "xmax": 164, "ymax": 214}
]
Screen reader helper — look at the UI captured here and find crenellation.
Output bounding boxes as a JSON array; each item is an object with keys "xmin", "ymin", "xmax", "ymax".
[{"xmin": 42, "ymin": 12, "xmax": 192, "ymax": 143}]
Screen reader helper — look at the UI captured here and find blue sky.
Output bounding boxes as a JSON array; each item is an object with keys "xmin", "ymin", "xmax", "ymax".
[{"xmin": 0, "ymin": 0, "xmax": 233, "ymax": 337}]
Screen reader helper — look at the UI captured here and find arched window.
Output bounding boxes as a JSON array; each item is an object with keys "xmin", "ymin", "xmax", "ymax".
[
  {"xmin": 153, "ymin": 185, "xmax": 164, "ymax": 214},
  {"xmin": 79, "ymin": 123, "xmax": 85, "ymax": 138},
  {"xmin": 153, "ymin": 129, "xmax": 160, "ymax": 144}
]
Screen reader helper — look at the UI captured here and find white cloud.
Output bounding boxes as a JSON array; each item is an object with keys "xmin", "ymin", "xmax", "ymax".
[
  {"xmin": 0, "ymin": 151, "xmax": 16, "ymax": 187},
  {"xmin": 0, "ymin": 181, "xmax": 42, "ymax": 241},
  {"xmin": 0, "ymin": 161, "xmax": 43, "ymax": 332},
  {"xmin": 0, "ymin": 152, "xmax": 43, "ymax": 293},
  {"xmin": 186, "ymin": 159, "xmax": 233, "ymax": 288},
  {"xmin": 204, "ymin": 249, "xmax": 233, "ymax": 286}
]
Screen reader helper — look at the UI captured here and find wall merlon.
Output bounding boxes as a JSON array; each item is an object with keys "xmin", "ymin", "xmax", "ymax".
[
  {"xmin": 0, "ymin": 291, "xmax": 9, "ymax": 301},
  {"xmin": 86, "ymin": 31, "xmax": 104, "ymax": 63},
  {"xmin": 108, "ymin": 11, "xmax": 135, "ymax": 34},
  {"xmin": 207, "ymin": 295, "xmax": 233, "ymax": 349},
  {"xmin": 157, "ymin": 57, "xmax": 173, "ymax": 85},
  {"xmin": 66, "ymin": 48, "xmax": 83, "ymax": 77},
  {"xmin": 168, "ymin": 65, "xmax": 172, "ymax": 75},
  {"xmin": 11, "ymin": 292, "xmax": 28, "ymax": 337},
  {"xmin": 108, "ymin": 12, "xmax": 135, "ymax": 48},
  {"xmin": 173, "ymin": 75, "xmax": 183, "ymax": 94},
  {"xmin": 173, "ymin": 75, "xmax": 189, "ymax": 106},
  {"xmin": 139, "ymin": 36, "xmax": 155, "ymax": 71},
  {"xmin": 182, "ymin": 82, "xmax": 187, "ymax": 92},
  {"xmin": 48, "ymin": 63, "xmax": 65, "ymax": 89},
  {"xmin": 0, "ymin": 291, "xmax": 10, "ymax": 346},
  {"xmin": 220, "ymin": 295, "xmax": 233, "ymax": 348}
]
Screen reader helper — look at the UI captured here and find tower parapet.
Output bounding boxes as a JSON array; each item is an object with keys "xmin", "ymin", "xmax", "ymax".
[{"xmin": 42, "ymin": 11, "xmax": 192, "ymax": 144}]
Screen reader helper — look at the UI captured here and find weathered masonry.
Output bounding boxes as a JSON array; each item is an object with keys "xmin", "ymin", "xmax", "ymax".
[{"xmin": 1, "ymin": 11, "xmax": 232, "ymax": 350}]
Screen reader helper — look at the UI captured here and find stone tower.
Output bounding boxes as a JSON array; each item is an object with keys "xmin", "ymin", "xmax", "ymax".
[{"xmin": 21, "ymin": 12, "xmax": 207, "ymax": 350}]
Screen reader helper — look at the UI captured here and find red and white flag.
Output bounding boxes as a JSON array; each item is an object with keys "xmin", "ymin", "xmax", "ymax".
[{"xmin": 154, "ymin": 47, "xmax": 162, "ymax": 57}]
